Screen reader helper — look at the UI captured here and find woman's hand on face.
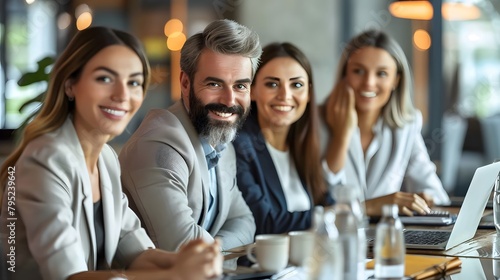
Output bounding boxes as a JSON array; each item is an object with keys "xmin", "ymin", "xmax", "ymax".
[
  {"xmin": 172, "ymin": 239, "xmax": 223, "ymax": 280},
  {"xmin": 366, "ymin": 192, "xmax": 432, "ymax": 216},
  {"xmin": 322, "ymin": 80, "xmax": 357, "ymax": 173},
  {"xmin": 325, "ymin": 80, "xmax": 358, "ymax": 141}
]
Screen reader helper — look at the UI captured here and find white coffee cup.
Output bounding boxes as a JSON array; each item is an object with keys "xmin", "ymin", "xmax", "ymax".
[
  {"xmin": 288, "ymin": 230, "xmax": 315, "ymax": 266},
  {"xmin": 246, "ymin": 234, "xmax": 289, "ymax": 272}
]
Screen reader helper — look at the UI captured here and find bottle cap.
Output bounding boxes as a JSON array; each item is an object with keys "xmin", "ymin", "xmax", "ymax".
[{"xmin": 382, "ymin": 204, "xmax": 399, "ymax": 217}]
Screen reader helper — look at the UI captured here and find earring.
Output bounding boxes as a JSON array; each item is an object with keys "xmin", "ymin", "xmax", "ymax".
[{"xmin": 68, "ymin": 96, "xmax": 74, "ymax": 102}]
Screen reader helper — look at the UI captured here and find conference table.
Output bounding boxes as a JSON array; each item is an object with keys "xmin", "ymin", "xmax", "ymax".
[
  {"xmin": 223, "ymin": 199, "xmax": 500, "ymax": 279},
  {"xmin": 384, "ymin": 203, "xmax": 499, "ymax": 279}
]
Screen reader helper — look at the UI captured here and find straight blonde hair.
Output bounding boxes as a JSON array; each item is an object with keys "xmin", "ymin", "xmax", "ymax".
[{"xmin": 335, "ymin": 29, "xmax": 415, "ymax": 128}]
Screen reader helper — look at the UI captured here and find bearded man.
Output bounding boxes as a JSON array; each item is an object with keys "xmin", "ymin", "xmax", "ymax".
[{"xmin": 119, "ymin": 19, "xmax": 262, "ymax": 269}]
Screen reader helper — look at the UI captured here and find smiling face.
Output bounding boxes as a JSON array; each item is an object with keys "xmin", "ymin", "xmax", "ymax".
[
  {"xmin": 180, "ymin": 49, "xmax": 252, "ymax": 146},
  {"xmin": 67, "ymin": 45, "xmax": 144, "ymax": 142},
  {"xmin": 344, "ymin": 46, "xmax": 400, "ymax": 115},
  {"xmin": 252, "ymin": 56, "xmax": 309, "ymax": 130}
]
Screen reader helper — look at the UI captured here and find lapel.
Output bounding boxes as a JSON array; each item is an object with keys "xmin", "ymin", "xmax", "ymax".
[
  {"xmin": 169, "ymin": 101, "xmax": 211, "ymax": 223},
  {"xmin": 211, "ymin": 165, "xmax": 224, "ymax": 233},
  {"xmin": 62, "ymin": 117, "xmax": 97, "ymax": 269},
  {"xmin": 349, "ymin": 127, "xmax": 367, "ymax": 192},
  {"xmin": 97, "ymin": 152, "xmax": 118, "ymax": 266},
  {"xmin": 81, "ymin": 175, "xmax": 96, "ymax": 269},
  {"xmin": 244, "ymin": 108, "xmax": 314, "ymax": 206},
  {"xmin": 71, "ymin": 132, "xmax": 97, "ymax": 270},
  {"xmin": 369, "ymin": 120, "xmax": 401, "ymax": 190},
  {"xmin": 251, "ymin": 123, "xmax": 286, "ymax": 205}
]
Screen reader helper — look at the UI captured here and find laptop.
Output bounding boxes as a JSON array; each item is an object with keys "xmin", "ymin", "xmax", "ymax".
[{"xmin": 403, "ymin": 161, "xmax": 500, "ymax": 251}]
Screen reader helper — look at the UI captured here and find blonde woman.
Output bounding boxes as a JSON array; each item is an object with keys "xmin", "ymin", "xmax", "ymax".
[{"xmin": 322, "ymin": 30, "xmax": 450, "ymax": 216}]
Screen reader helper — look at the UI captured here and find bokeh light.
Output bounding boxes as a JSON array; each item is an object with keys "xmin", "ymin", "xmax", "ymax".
[
  {"xmin": 443, "ymin": 3, "xmax": 481, "ymax": 21},
  {"xmin": 167, "ymin": 32, "xmax": 186, "ymax": 51},
  {"xmin": 76, "ymin": 12, "xmax": 92, "ymax": 31},
  {"xmin": 389, "ymin": 1, "xmax": 433, "ymax": 20},
  {"xmin": 75, "ymin": 4, "xmax": 91, "ymax": 18},
  {"xmin": 413, "ymin": 29, "xmax": 431, "ymax": 51},
  {"xmin": 57, "ymin": 13, "xmax": 72, "ymax": 30},
  {"xmin": 164, "ymin": 19, "xmax": 183, "ymax": 37}
]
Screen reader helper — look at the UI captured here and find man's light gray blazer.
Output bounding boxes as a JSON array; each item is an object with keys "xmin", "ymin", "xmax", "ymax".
[
  {"xmin": 0, "ymin": 118, "xmax": 154, "ymax": 280},
  {"xmin": 119, "ymin": 101, "xmax": 255, "ymax": 254}
]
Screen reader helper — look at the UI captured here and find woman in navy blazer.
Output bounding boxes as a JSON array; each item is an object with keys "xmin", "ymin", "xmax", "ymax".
[
  {"xmin": 233, "ymin": 43, "xmax": 331, "ymax": 235},
  {"xmin": 0, "ymin": 27, "xmax": 221, "ymax": 280}
]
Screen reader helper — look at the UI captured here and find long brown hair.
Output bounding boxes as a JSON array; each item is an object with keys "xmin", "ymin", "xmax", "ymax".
[
  {"xmin": 254, "ymin": 42, "xmax": 328, "ymax": 205},
  {"xmin": 0, "ymin": 26, "xmax": 150, "ymax": 206}
]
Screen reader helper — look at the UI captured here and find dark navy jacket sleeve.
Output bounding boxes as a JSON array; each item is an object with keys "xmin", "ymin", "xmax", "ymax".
[{"xmin": 233, "ymin": 113, "xmax": 312, "ymax": 235}]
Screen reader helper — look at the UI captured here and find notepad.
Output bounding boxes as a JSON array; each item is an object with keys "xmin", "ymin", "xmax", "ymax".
[{"xmin": 366, "ymin": 254, "xmax": 462, "ymax": 279}]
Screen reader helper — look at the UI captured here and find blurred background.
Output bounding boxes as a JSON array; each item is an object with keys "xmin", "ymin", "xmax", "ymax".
[{"xmin": 1, "ymin": 0, "xmax": 500, "ymax": 197}]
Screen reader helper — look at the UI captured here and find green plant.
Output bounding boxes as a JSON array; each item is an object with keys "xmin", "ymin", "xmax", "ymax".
[
  {"xmin": 11, "ymin": 55, "xmax": 55, "ymax": 139},
  {"xmin": 17, "ymin": 56, "xmax": 54, "ymax": 113}
]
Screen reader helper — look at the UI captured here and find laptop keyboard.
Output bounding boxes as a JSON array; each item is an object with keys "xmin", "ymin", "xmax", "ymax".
[{"xmin": 404, "ymin": 230, "xmax": 451, "ymax": 245}]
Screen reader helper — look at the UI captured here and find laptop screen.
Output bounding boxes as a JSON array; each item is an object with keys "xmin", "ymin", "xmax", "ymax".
[{"xmin": 446, "ymin": 161, "xmax": 500, "ymax": 250}]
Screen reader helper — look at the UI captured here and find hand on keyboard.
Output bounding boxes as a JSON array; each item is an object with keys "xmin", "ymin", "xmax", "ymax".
[{"xmin": 365, "ymin": 192, "xmax": 432, "ymax": 216}]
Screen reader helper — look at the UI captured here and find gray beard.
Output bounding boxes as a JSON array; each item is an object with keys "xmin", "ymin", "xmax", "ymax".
[
  {"xmin": 188, "ymin": 87, "xmax": 247, "ymax": 147},
  {"xmin": 200, "ymin": 120, "xmax": 238, "ymax": 147}
]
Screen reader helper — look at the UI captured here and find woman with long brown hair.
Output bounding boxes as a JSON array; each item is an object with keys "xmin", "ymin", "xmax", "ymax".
[
  {"xmin": 233, "ymin": 42, "xmax": 330, "ymax": 235},
  {"xmin": 0, "ymin": 26, "xmax": 221, "ymax": 280}
]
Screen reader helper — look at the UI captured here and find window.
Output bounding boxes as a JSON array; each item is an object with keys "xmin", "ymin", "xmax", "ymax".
[{"xmin": 0, "ymin": 0, "xmax": 58, "ymax": 133}]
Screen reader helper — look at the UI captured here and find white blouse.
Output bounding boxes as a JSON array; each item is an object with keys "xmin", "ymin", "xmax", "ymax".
[
  {"xmin": 266, "ymin": 142, "xmax": 311, "ymax": 212},
  {"xmin": 322, "ymin": 111, "xmax": 450, "ymax": 205}
]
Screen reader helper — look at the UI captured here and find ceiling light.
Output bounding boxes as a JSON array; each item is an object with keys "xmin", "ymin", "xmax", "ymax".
[
  {"xmin": 389, "ymin": 1, "xmax": 433, "ymax": 20},
  {"xmin": 389, "ymin": 0, "xmax": 481, "ymax": 21}
]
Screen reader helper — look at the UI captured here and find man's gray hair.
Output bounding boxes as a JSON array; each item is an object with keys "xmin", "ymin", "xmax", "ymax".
[{"xmin": 180, "ymin": 19, "xmax": 262, "ymax": 81}]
